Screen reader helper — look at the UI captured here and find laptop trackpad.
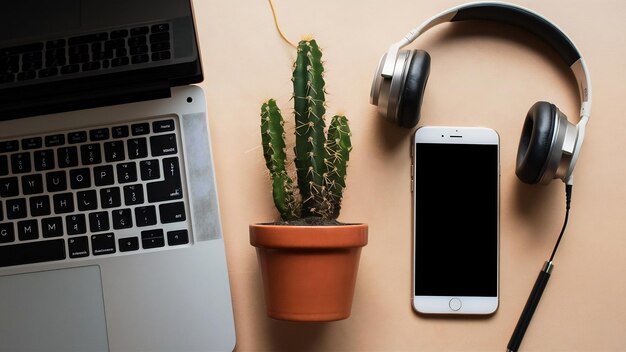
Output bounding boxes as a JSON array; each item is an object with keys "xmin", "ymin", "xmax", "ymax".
[{"xmin": 0, "ymin": 265, "xmax": 109, "ymax": 352}]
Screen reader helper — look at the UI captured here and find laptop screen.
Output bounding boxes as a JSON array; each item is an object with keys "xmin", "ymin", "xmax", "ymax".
[
  {"xmin": 1, "ymin": 0, "xmax": 192, "ymax": 45},
  {"xmin": 0, "ymin": 0, "xmax": 202, "ymax": 119}
]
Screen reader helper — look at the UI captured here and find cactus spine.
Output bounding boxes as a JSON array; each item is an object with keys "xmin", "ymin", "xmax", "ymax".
[{"xmin": 261, "ymin": 39, "xmax": 351, "ymax": 222}]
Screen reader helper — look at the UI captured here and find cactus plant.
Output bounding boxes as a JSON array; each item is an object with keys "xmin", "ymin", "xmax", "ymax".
[{"xmin": 261, "ymin": 39, "xmax": 352, "ymax": 222}]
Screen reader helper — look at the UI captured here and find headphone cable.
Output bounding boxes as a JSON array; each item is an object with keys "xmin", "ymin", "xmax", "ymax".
[
  {"xmin": 507, "ymin": 184, "xmax": 573, "ymax": 352},
  {"xmin": 549, "ymin": 184, "xmax": 573, "ymax": 262}
]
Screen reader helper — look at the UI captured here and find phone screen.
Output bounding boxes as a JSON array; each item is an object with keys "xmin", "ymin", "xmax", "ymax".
[{"xmin": 414, "ymin": 143, "xmax": 498, "ymax": 297}]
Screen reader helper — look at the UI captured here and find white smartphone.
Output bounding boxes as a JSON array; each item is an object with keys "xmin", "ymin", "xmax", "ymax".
[{"xmin": 411, "ymin": 126, "xmax": 499, "ymax": 315}]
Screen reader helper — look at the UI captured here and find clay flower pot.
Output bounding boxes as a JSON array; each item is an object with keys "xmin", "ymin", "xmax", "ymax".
[{"xmin": 250, "ymin": 223, "xmax": 368, "ymax": 321}]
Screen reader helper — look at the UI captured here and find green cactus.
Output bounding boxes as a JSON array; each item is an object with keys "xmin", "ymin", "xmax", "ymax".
[
  {"xmin": 261, "ymin": 100, "xmax": 299, "ymax": 220},
  {"xmin": 261, "ymin": 39, "xmax": 351, "ymax": 222}
]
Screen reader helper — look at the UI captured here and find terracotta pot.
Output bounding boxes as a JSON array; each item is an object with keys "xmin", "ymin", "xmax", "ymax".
[{"xmin": 250, "ymin": 223, "xmax": 368, "ymax": 322}]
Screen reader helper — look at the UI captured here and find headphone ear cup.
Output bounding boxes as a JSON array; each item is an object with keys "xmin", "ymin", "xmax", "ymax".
[
  {"xmin": 396, "ymin": 50, "xmax": 430, "ymax": 128},
  {"xmin": 516, "ymin": 101, "xmax": 559, "ymax": 184}
]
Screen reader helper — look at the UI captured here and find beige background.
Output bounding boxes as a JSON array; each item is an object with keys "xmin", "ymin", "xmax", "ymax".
[{"xmin": 191, "ymin": 0, "xmax": 625, "ymax": 351}]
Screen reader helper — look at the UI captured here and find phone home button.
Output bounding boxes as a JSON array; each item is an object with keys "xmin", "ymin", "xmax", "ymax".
[{"xmin": 449, "ymin": 298, "xmax": 462, "ymax": 311}]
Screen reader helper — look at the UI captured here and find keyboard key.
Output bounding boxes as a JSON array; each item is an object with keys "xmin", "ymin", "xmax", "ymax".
[
  {"xmin": 22, "ymin": 174, "xmax": 44, "ymax": 195},
  {"xmin": 66, "ymin": 214, "xmax": 86, "ymax": 235},
  {"xmin": 139, "ymin": 160, "xmax": 160, "ymax": 180},
  {"xmin": 82, "ymin": 61, "xmax": 101, "ymax": 71},
  {"xmin": 141, "ymin": 229, "xmax": 164, "ymax": 249},
  {"xmin": 77, "ymin": 190, "xmax": 98, "ymax": 211},
  {"xmin": 6, "ymin": 199, "xmax": 27, "ymax": 219},
  {"xmin": 80, "ymin": 144, "xmax": 102, "ymax": 165},
  {"xmin": 110, "ymin": 29, "xmax": 128, "ymax": 39},
  {"xmin": 167, "ymin": 230, "xmax": 189, "ymax": 246},
  {"xmin": 131, "ymin": 123, "xmax": 150, "ymax": 136},
  {"xmin": 127, "ymin": 138, "xmax": 148, "ymax": 159},
  {"xmin": 11, "ymin": 153, "xmax": 31, "ymax": 173},
  {"xmin": 68, "ymin": 236, "xmax": 89, "ymax": 258},
  {"xmin": 150, "ymin": 134, "xmax": 177, "ymax": 156},
  {"xmin": 112, "ymin": 208, "xmax": 133, "ymax": 229},
  {"xmin": 89, "ymin": 128, "xmax": 110, "ymax": 141},
  {"xmin": 0, "ymin": 155, "xmax": 8, "ymax": 175},
  {"xmin": 100, "ymin": 187, "xmax": 121, "ymax": 209},
  {"xmin": 17, "ymin": 220, "xmax": 39, "ymax": 241},
  {"xmin": 151, "ymin": 23, "xmax": 169, "ymax": 33},
  {"xmin": 112, "ymin": 125, "xmax": 129, "ymax": 138},
  {"xmin": 152, "ymin": 119, "xmax": 175, "ymax": 133},
  {"xmin": 68, "ymin": 131, "xmax": 87, "ymax": 144},
  {"xmin": 123, "ymin": 184, "xmax": 144, "ymax": 205},
  {"xmin": 128, "ymin": 36, "xmax": 146, "ymax": 47},
  {"xmin": 69, "ymin": 168, "xmax": 91, "ymax": 189},
  {"xmin": 17, "ymin": 70, "xmax": 37, "ymax": 81},
  {"xmin": 0, "ymin": 223, "xmax": 15, "ymax": 243},
  {"xmin": 21, "ymin": 137, "xmax": 42, "ymax": 150},
  {"xmin": 151, "ymin": 42, "xmax": 170, "ymax": 52},
  {"xmin": 93, "ymin": 51, "xmax": 113, "ymax": 61},
  {"xmin": 29, "ymin": 195, "xmax": 51, "ymax": 217},
  {"xmin": 45, "ymin": 134, "xmax": 65, "ymax": 147},
  {"xmin": 42, "ymin": 217, "xmax": 63, "ymax": 238},
  {"xmin": 22, "ymin": 61, "xmax": 42, "ymax": 72},
  {"xmin": 134, "ymin": 206, "xmax": 156, "ymax": 227},
  {"xmin": 118, "ymin": 237, "xmax": 139, "ymax": 252},
  {"xmin": 104, "ymin": 141, "xmax": 125, "ymax": 162},
  {"xmin": 0, "ymin": 177, "xmax": 19, "ymax": 197},
  {"xmin": 46, "ymin": 171, "xmax": 67, "ymax": 192},
  {"xmin": 150, "ymin": 32, "xmax": 169, "ymax": 43},
  {"xmin": 104, "ymin": 39, "xmax": 125, "ymax": 51},
  {"xmin": 130, "ymin": 45, "xmax": 148, "ymax": 56},
  {"xmin": 60, "ymin": 64, "xmax": 80, "ymax": 74},
  {"xmin": 34, "ymin": 149, "xmax": 55, "ymax": 171},
  {"xmin": 91, "ymin": 233, "xmax": 116, "ymax": 256},
  {"xmin": 89, "ymin": 211, "xmax": 110, "ymax": 232},
  {"xmin": 116, "ymin": 162, "xmax": 137, "ymax": 183},
  {"xmin": 57, "ymin": 146, "xmax": 79, "ymax": 168},
  {"xmin": 131, "ymin": 26, "xmax": 149, "ymax": 36},
  {"xmin": 45, "ymin": 54, "xmax": 66, "ymax": 68},
  {"xmin": 0, "ymin": 140, "xmax": 19, "ymax": 153},
  {"xmin": 131, "ymin": 54, "xmax": 149, "ymax": 64},
  {"xmin": 111, "ymin": 57, "xmax": 129, "ymax": 67},
  {"xmin": 0, "ymin": 239, "xmax": 65, "ymax": 268},
  {"xmin": 53, "ymin": 193, "xmax": 74, "ymax": 214},
  {"xmin": 38, "ymin": 67, "xmax": 58, "ymax": 78},
  {"xmin": 0, "ymin": 73, "xmax": 15, "ymax": 83},
  {"xmin": 147, "ymin": 157, "xmax": 183, "ymax": 202},
  {"xmin": 151, "ymin": 51, "xmax": 171, "ymax": 61},
  {"xmin": 159, "ymin": 202, "xmax": 186, "ymax": 223},
  {"xmin": 115, "ymin": 47, "xmax": 127, "ymax": 57},
  {"xmin": 94, "ymin": 165, "xmax": 115, "ymax": 186}
]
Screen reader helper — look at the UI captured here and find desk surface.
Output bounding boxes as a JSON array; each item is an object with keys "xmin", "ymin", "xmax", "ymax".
[{"xmin": 192, "ymin": 0, "xmax": 625, "ymax": 350}]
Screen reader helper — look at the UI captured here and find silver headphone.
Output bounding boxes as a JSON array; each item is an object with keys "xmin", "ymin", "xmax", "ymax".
[{"xmin": 370, "ymin": 1, "xmax": 592, "ymax": 185}]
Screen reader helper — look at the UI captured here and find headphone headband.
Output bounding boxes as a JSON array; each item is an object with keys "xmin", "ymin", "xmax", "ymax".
[{"xmin": 379, "ymin": 2, "xmax": 592, "ymax": 118}]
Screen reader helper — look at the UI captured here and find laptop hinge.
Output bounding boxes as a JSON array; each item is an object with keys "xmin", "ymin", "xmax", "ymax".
[{"xmin": 0, "ymin": 81, "xmax": 172, "ymax": 121}]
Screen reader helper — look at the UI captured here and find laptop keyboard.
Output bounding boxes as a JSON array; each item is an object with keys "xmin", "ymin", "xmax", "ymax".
[
  {"xmin": 0, "ymin": 117, "xmax": 192, "ymax": 268},
  {"xmin": 0, "ymin": 22, "xmax": 171, "ymax": 84}
]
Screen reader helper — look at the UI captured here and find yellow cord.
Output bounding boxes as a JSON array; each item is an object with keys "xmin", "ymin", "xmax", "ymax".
[{"xmin": 268, "ymin": 0, "xmax": 297, "ymax": 48}]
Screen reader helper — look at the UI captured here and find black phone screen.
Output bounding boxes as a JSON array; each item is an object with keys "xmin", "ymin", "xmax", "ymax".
[{"xmin": 414, "ymin": 143, "xmax": 498, "ymax": 297}]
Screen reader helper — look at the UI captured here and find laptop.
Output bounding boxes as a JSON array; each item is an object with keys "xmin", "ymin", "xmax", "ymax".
[{"xmin": 0, "ymin": 1, "xmax": 236, "ymax": 351}]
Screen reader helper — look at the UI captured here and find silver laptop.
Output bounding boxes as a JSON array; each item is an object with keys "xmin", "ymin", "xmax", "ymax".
[{"xmin": 0, "ymin": 1, "xmax": 236, "ymax": 351}]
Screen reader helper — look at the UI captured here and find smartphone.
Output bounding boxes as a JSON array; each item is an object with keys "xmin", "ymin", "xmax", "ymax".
[{"xmin": 412, "ymin": 126, "xmax": 499, "ymax": 314}]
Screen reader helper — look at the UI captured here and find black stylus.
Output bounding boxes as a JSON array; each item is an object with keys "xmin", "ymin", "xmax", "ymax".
[
  {"xmin": 507, "ymin": 185, "xmax": 572, "ymax": 352},
  {"xmin": 506, "ymin": 261, "xmax": 553, "ymax": 352}
]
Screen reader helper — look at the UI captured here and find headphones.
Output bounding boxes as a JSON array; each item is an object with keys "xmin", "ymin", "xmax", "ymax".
[{"xmin": 370, "ymin": 2, "xmax": 592, "ymax": 185}]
